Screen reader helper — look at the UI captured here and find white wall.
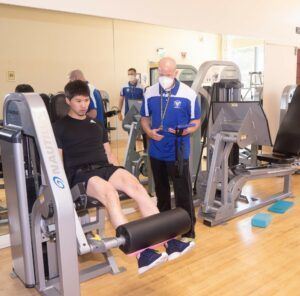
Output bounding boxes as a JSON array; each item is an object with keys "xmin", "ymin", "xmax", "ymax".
[
  {"xmin": 0, "ymin": 5, "xmax": 220, "ymax": 138},
  {"xmin": 0, "ymin": 5, "xmax": 115, "ymax": 112},
  {"xmin": 113, "ymin": 19, "xmax": 220, "ymax": 93},
  {"xmin": 0, "ymin": 4, "xmax": 298, "ymax": 143},
  {"xmin": 263, "ymin": 43, "xmax": 297, "ymax": 141},
  {"xmin": 1, "ymin": 0, "xmax": 300, "ymax": 45}
]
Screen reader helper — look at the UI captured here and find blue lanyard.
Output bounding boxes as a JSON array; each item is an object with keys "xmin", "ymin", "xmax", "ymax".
[{"xmin": 160, "ymin": 91, "xmax": 171, "ymax": 129}]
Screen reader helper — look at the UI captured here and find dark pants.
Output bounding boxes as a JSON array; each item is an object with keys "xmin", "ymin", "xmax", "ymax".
[
  {"xmin": 142, "ymin": 133, "xmax": 148, "ymax": 151},
  {"xmin": 150, "ymin": 157, "xmax": 196, "ymax": 238}
]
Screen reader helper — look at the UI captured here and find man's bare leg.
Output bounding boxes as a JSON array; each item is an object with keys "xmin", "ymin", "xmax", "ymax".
[
  {"xmin": 108, "ymin": 169, "xmax": 159, "ymax": 217},
  {"xmin": 86, "ymin": 176, "xmax": 127, "ymax": 228}
]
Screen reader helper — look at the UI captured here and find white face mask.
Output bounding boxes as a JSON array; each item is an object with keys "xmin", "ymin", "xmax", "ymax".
[
  {"xmin": 128, "ymin": 74, "xmax": 136, "ymax": 83},
  {"xmin": 159, "ymin": 76, "xmax": 174, "ymax": 90}
]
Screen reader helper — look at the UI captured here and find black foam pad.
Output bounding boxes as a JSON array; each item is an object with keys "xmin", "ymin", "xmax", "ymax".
[
  {"xmin": 116, "ymin": 208, "xmax": 191, "ymax": 254},
  {"xmin": 40, "ymin": 93, "xmax": 51, "ymax": 116},
  {"xmin": 200, "ymin": 95, "xmax": 209, "ymax": 136},
  {"xmin": 50, "ymin": 93, "xmax": 69, "ymax": 123},
  {"xmin": 257, "ymin": 153, "xmax": 295, "ymax": 164},
  {"xmin": 273, "ymin": 85, "xmax": 300, "ymax": 156}
]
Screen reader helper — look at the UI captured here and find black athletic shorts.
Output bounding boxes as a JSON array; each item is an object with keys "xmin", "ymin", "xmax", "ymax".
[{"xmin": 71, "ymin": 164, "xmax": 124, "ymax": 188}]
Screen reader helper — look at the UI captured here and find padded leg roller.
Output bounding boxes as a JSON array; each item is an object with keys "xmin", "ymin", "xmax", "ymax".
[{"xmin": 116, "ymin": 208, "xmax": 191, "ymax": 254}]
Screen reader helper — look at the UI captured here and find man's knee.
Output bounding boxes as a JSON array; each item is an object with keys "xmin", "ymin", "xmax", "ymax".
[
  {"xmin": 127, "ymin": 179, "xmax": 145, "ymax": 195},
  {"xmin": 87, "ymin": 176, "xmax": 119, "ymax": 206}
]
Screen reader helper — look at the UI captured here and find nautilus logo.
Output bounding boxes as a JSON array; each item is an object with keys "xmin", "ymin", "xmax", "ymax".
[{"xmin": 53, "ymin": 176, "xmax": 65, "ymax": 189}]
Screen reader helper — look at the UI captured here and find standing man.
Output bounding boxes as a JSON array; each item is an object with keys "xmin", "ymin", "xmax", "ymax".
[
  {"xmin": 140, "ymin": 57, "xmax": 200, "ymax": 241},
  {"xmin": 118, "ymin": 68, "xmax": 144, "ymax": 121},
  {"xmin": 69, "ymin": 69, "xmax": 105, "ymax": 124}
]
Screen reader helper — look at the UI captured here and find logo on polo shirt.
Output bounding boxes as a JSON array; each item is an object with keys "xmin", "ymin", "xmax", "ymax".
[{"xmin": 174, "ymin": 100, "xmax": 182, "ymax": 109}]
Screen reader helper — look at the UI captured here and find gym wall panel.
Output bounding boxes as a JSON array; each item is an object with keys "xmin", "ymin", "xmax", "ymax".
[
  {"xmin": 0, "ymin": 4, "xmax": 220, "ymax": 140},
  {"xmin": 1, "ymin": 0, "xmax": 300, "ymax": 45},
  {"xmin": 263, "ymin": 43, "xmax": 297, "ymax": 142},
  {"xmin": 112, "ymin": 19, "xmax": 220, "ymax": 78},
  {"xmin": 0, "ymin": 5, "xmax": 115, "ymax": 118}
]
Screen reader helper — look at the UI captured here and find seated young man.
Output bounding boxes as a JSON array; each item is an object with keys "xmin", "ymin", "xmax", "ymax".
[{"xmin": 53, "ymin": 80, "xmax": 195, "ymax": 274}]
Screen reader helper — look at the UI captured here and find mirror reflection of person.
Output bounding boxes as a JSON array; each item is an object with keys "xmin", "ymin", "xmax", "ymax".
[
  {"xmin": 118, "ymin": 68, "xmax": 144, "ymax": 121},
  {"xmin": 118, "ymin": 68, "xmax": 147, "ymax": 151}
]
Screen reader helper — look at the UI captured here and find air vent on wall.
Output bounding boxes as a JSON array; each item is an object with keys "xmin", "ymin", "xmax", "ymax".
[{"xmin": 296, "ymin": 27, "xmax": 300, "ymax": 34}]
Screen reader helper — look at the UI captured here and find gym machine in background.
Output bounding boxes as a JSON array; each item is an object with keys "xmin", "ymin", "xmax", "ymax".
[
  {"xmin": 148, "ymin": 61, "xmax": 255, "ymax": 199},
  {"xmin": 196, "ymin": 86, "xmax": 300, "ymax": 226},
  {"xmin": 122, "ymin": 99, "xmax": 152, "ymax": 188},
  {"xmin": 242, "ymin": 71, "xmax": 263, "ymax": 101},
  {"xmin": 191, "ymin": 61, "xmax": 246, "ymax": 196},
  {"xmin": 149, "ymin": 63, "xmax": 198, "ymax": 87},
  {"xmin": 0, "ymin": 93, "xmax": 191, "ymax": 295},
  {"xmin": 279, "ymin": 85, "xmax": 300, "ymax": 174}
]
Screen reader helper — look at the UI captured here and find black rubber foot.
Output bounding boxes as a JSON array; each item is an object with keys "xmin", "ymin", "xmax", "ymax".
[{"xmin": 203, "ymin": 219, "xmax": 212, "ymax": 227}]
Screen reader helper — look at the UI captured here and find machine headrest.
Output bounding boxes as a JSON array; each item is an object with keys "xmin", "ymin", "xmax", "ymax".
[
  {"xmin": 273, "ymin": 85, "xmax": 300, "ymax": 156},
  {"xmin": 50, "ymin": 93, "xmax": 69, "ymax": 123},
  {"xmin": 40, "ymin": 93, "xmax": 51, "ymax": 116}
]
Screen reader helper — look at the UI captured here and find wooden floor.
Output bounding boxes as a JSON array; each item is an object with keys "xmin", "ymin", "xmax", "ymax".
[{"xmin": 0, "ymin": 141, "xmax": 300, "ymax": 295}]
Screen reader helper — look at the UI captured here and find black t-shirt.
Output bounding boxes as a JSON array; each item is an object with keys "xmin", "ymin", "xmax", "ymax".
[{"xmin": 53, "ymin": 115, "xmax": 109, "ymax": 180}]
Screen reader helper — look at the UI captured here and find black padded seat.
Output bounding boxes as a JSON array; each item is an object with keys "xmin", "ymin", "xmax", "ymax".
[
  {"xmin": 258, "ymin": 85, "xmax": 300, "ymax": 164},
  {"xmin": 272, "ymin": 85, "xmax": 300, "ymax": 157},
  {"xmin": 72, "ymin": 183, "xmax": 104, "ymax": 211},
  {"xmin": 74, "ymin": 196, "xmax": 103, "ymax": 213},
  {"xmin": 257, "ymin": 153, "xmax": 295, "ymax": 164}
]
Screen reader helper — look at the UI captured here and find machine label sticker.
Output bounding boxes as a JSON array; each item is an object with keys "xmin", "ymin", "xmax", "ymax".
[{"xmin": 53, "ymin": 176, "xmax": 65, "ymax": 189}]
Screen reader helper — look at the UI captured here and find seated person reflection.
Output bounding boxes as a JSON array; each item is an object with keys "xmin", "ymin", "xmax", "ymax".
[
  {"xmin": 15, "ymin": 83, "xmax": 34, "ymax": 93},
  {"xmin": 53, "ymin": 80, "xmax": 195, "ymax": 274}
]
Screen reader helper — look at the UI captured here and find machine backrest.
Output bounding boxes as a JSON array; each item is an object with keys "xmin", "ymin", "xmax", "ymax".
[
  {"xmin": 40, "ymin": 93, "xmax": 51, "ymax": 116},
  {"xmin": 273, "ymin": 85, "xmax": 300, "ymax": 156},
  {"xmin": 50, "ymin": 92, "xmax": 69, "ymax": 122},
  {"xmin": 200, "ymin": 95, "xmax": 209, "ymax": 136}
]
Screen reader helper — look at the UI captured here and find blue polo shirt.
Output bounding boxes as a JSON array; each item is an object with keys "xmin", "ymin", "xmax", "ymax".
[
  {"xmin": 141, "ymin": 79, "xmax": 200, "ymax": 161},
  {"xmin": 88, "ymin": 83, "xmax": 105, "ymax": 124},
  {"xmin": 120, "ymin": 82, "xmax": 144, "ymax": 114}
]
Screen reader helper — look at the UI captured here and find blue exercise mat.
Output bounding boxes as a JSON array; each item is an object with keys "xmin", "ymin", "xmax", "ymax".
[
  {"xmin": 268, "ymin": 200, "xmax": 294, "ymax": 214},
  {"xmin": 251, "ymin": 213, "xmax": 272, "ymax": 228}
]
